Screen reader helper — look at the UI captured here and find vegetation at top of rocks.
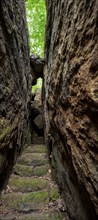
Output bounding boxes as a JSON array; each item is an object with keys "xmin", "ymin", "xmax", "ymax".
[
  {"xmin": 25, "ymin": 0, "xmax": 45, "ymax": 92},
  {"xmin": 25, "ymin": 0, "xmax": 46, "ymax": 57}
]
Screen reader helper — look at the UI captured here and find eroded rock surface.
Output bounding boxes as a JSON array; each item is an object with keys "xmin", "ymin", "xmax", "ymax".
[
  {"xmin": 0, "ymin": 0, "xmax": 31, "ymax": 187},
  {"xmin": 30, "ymin": 89, "xmax": 44, "ymax": 144},
  {"xmin": 30, "ymin": 54, "xmax": 45, "ymax": 85},
  {"xmin": 44, "ymin": 1, "xmax": 98, "ymax": 219}
]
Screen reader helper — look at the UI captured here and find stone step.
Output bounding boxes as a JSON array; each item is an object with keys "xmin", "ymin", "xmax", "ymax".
[
  {"xmin": 32, "ymin": 135, "xmax": 44, "ymax": 144},
  {"xmin": 13, "ymin": 164, "xmax": 34, "ymax": 177},
  {"xmin": 9, "ymin": 175, "xmax": 49, "ymax": 192},
  {"xmin": 33, "ymin": 164, "xmax": 49, "ymax": 177},
  {"xmin": 18, "ymin": 212, "xmax": 64, "ymax": 220},
  {"xmin": 0, "ymin": 144, "xmax": 65, "ymax": 219},
  {"xmin": 14, "ymin": 164, "xmax": 49, "ymax": 177},
  {"xmin": 1, "ymin": 191, "xmax": 49, "ymax": 213},
  {"xmin": 25, "ymin": 144, "xmax": 47, "ymax": 154},
  {"xmin": 1, "ymin": 188, "xmax": 59, "ymax": 213},
  {"xmin": 0, "ymin": 217, "xmax": 15, "ymax": 220},
  {"xmin": 17, "ymin": 153, "xmax": 47, "ymax": 167},
  {"xmin": 0, "ymin": 211, "xmax": 64, "ymax": 220}
]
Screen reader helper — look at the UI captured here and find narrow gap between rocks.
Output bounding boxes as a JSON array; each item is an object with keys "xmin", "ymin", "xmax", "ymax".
[
  {"xmin": 26, "ymin": 0, "xmax": 46, "ymax": 144},
  {"xmin": 0, "ymin": 1, "xmax": 66, "ymax": 218}
]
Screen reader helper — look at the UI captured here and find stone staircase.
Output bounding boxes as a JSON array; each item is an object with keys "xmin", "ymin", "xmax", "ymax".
[{"xmin": 0, "ymin": 144, "xmax": 66, "ymax": 220}]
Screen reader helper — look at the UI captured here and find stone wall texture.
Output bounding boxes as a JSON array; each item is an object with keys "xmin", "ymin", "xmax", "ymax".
[
  {"xmin": 0, "ymin": 0, "xmax": 31, "ymax": 187},
  {"xmin": 44, "ymin": 0, "xmax": 98, "ymax": 219}
]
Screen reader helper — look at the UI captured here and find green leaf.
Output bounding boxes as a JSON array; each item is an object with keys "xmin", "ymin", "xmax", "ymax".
[{"xmin": 25, "ymin": 0, "xmax": 46, "ymax": 57}]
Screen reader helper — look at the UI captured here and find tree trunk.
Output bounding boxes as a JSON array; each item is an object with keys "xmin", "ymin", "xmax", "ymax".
[
  {"xmin": 0, "ymin": 0, "xmax": 31, "ymax": 187},
  {"xmin": 44, "ymin": 1, "xmax": 98, "ymax": 219}
]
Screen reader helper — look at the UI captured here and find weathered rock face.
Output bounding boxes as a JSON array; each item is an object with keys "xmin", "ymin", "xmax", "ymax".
[
  {"xmin": 30, "ymin": 54, "xmax": 45, "ymax": 86},
  {"xmin": 30, "ymin": 54, "xmax": 44, "ymax": 144},
  {"xmin": 30, "ymin": 89, "xmax": 44, "ymax": 144},
  {"xmin": 44, "ymin": 1, "xmax": 98, "ymax": 219},
  {"xmin": 0, "ymin": 1, "xmax": 31, "ymax": 187}
]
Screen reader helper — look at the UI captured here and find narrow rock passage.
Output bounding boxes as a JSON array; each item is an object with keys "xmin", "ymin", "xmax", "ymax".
[{"xmin": 0, "ymin": 144, "xmax": 65, "ymax": 220}]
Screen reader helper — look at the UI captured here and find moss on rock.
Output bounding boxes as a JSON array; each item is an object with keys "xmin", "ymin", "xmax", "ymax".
[
  {"xmin": 3, "ymin": 191, "xmax": 49, "ymax": 212},
  {"xmin": 17, "ymin": 153, "xmax": 47, "ymax": 166},
  {"xmin": 33, "ymin": 164, "xmax": 49, "ymax": 177},
  {"xmin": 14, "ymin": 164, "xmax": 34, "ymax": 177},
  {"xmin": 25, "ymin": 144, "xmax": 47, "ymax": 154},
  {"xmin": 9, "ymin": 175, "xmax": 49, "ymax": 192},
  {"xmin": 18, "ymin": 211, "xmax": 63, "ymax": 220}
]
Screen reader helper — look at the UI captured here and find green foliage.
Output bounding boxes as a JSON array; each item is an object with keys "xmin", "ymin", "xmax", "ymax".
[
  {"xmin": 32, "ymin": 78, "xmax": 42, "ymax": 93},
  {"xmin": 25, "ymin": 0, "xmax": 46, "ymax": 57}
]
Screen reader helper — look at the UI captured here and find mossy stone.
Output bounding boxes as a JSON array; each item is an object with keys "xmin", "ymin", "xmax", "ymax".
[
  {"xmin": 15, "ymin": 163, "xmax": 49, "ymax": 177},
  {"xmin": 25, "ymin": 144, "xmax": 47, "ymax": 154},
  {"xmin": 2, "ymin": 191, "xmax": 49, "ymax": 212},
  {"xmin": 9, "ymin": 175, "xmax": 49, "ymax": 192},
  {"xmin": 33, "ymin": 164, "xmax": 49, "ymax": 177},
  {"xmin": 0, "ymin": 217, "xmax": 16, "ymax": 220},
  {"xmin": 17, "ymin": 153, "xmax": 47, "ymax": 166},
  {"xmin": 0, "ymin": 143, "xmax": 64, "ymax": 220},
  {"xmin": 0, "ymin": 211, "xmax": 63, "ymax": 220},
  {"xmin": 18, "ymin": 211, "xmax": 64, "ymax": 220},
  {"xmin": 14, "ymin": 164, "xmax": 34, "ymax": 177},
  {"xmin": 50, "ymin": 187, "xmax": 60, "ymax": 201}
]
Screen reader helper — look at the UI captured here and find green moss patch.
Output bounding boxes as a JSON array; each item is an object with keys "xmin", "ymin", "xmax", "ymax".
[
  {"xmin": 14, "ymin": 163, "xmax": 49, "ymax": 177},
  {"xmin": 9, "ymin": 176, "xmax": 49, "ymax": 192},
  {"xmin": 17, "ymin": 153, "xmax": 47, "ymax": 166},
  {"xmin": 50, "ymin": 187, "xmax": 60, "ymax": 201},
  {"xmin": 2, "ymin": 191, "xmax": 49, "ymax": 212},
  {"xmin": 33, "ymin": 164, "xmax": 49, "ymax": 177},
  {"xmin": 14, "ymin": 164, "xmax": 34, "ymax": 177}
]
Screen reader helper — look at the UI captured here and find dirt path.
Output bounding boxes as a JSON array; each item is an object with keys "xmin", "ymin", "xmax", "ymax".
[{"xmin": 0, "ymin": 144, "xmax": 66, "ymax": 220}]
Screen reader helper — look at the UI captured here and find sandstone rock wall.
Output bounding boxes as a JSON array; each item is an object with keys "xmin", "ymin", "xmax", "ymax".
[
  {"xmin": 30, "ymin": 89, "xmax": 44, "ymax": 144},
  {"xmin": 0, "ymin": 0, "xmax": 31, "ymax": 187},
  {"xmin": 44, "ymin": 1, "xmax": 98, "ymax": 219}
]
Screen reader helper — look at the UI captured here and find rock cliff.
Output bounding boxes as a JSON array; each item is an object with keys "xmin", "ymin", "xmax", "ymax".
[
  {"xmin": 0, "ymin": 0, "xmax": 31, "ymax": 187},
  {"xmin": 44, "ymin": 1, "xmax": 98, "ymax": 219}
]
